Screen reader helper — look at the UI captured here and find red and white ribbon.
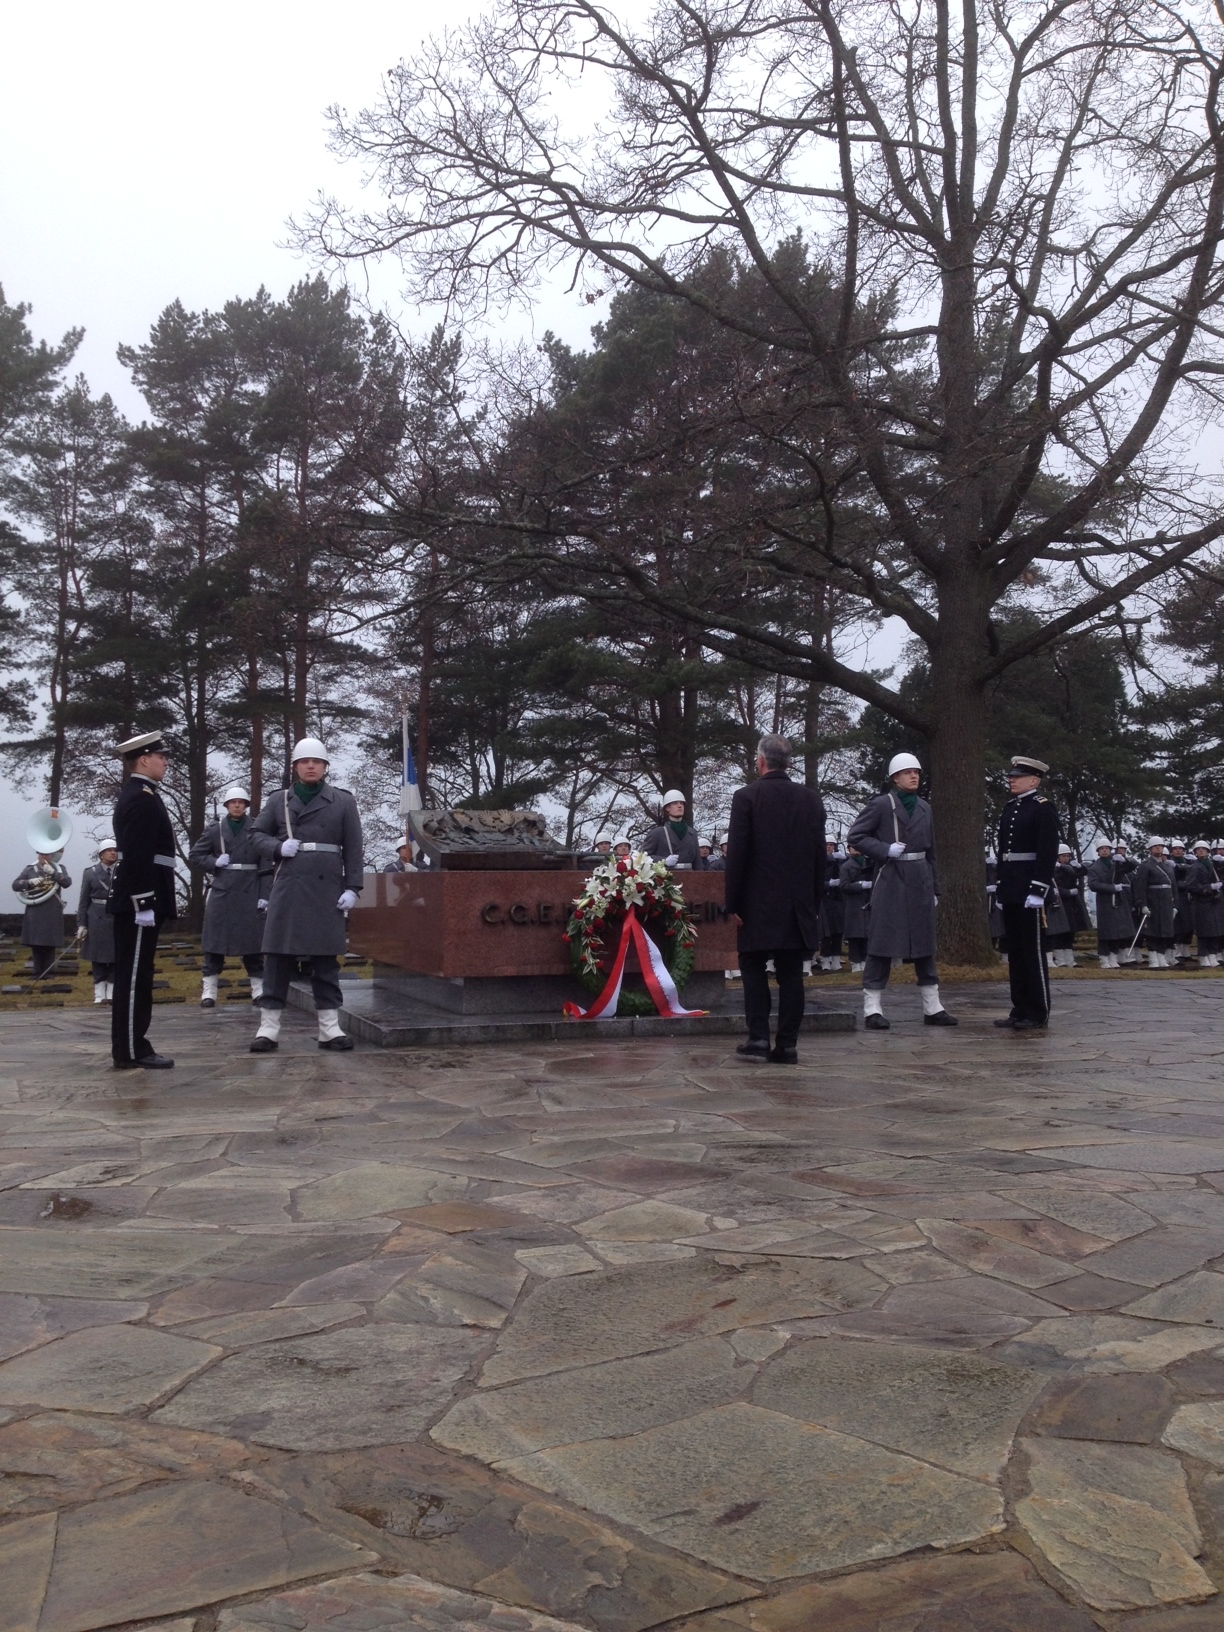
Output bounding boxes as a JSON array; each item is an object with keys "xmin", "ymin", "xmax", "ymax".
[{"xmin": 564, "ymin": 906, "xmax": 707, "ymax": 1020}]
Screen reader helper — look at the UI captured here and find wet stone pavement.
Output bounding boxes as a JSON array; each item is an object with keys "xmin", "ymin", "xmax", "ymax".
[{"xmin": 4, "ymin": 985, "xmax": 1224, "ymax": 1629}]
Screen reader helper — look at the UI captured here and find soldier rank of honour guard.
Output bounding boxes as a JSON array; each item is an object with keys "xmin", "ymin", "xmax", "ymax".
[
  {"xmin": 109, "ymin": 731, "xmax": 178, "ymax": 1069},
  {"xmin": 248, "ymin": 737, "xmax": 363, "ymax": 1054},
  {"xmin": 188, "ymin": 785, "xmax": 272, "ymax": 1007},
  {"xmin": 994, "ymin": 755, "xmax": 1061, "ymax": 1031},
  {"xmin": 77, "ymin": 838, "xmax": 118, "ymax": 1003}
]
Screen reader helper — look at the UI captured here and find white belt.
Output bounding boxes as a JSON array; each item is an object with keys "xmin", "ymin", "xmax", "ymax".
[
  {"xmin": 897, "ymin": 851, "xmax": 927, "ymax": 861},
  {"xmin": 1148, "ymin": 884, "xmax": 1173, "ymax": 890},
  {"xmin": 298, "ymin": 842, "xmax": 342, "ymax": 853},
  {"xmin": 223, "ymin": 863, "xmax": 257, "ymax": 870},
  {"xmin": 154, "ymin": 854, "xmax": 175, "ymax": 867},
  {"xmin": 1002, "ymin": 851, "xmax": 1037, "ymax": 861}
]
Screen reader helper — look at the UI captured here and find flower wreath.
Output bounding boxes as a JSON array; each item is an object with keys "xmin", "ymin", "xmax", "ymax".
[{"xmin": 564, "ymin": 852, "xmax": 698, "ymax": 1016}]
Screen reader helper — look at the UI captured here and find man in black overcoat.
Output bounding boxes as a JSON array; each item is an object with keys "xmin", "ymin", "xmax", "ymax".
[
  {"xmin": 994, "ymin": 755, "xmax": 1060, "ymax": 1030},
  {"xmin": 724, "ymin": 734, "xmax": 825, "ymax": 1064},
  {"xmin": 108, "ymin": 731, "xmax": 178, "ymax": 1069}
]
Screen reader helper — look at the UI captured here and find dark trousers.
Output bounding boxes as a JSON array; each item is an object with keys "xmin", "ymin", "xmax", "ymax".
[
  {"xmin": 259, "ymin": 953, "xmax": 342, "ymax": 1011},
  {"xmin": 740, "ymin": 949, "xmax": 806, "ymax": 1048},
  {"xmin": 28, "ymin": 946, "xmax": 57, "ymax": 977},
  {"xmin": 89, "ymin": 962, "xmax": 115, "ymax": 982},
  {"xmin": 847, "ymin": 937, "xmax": 867, "ymax": 962},
  {"xmin": 112, "ymin": 915, "xmax": 160, "ymax": 1063},
  {"xmin": 863, "ymin": 953, "xmax": 938, "ymax": 989},
  {"xmin": 202, "ymin": 952, "xmax": 264, "ymax": 977},
  {"xmin": 819, "ymin": 934, "xmax": 843, "ymax": 958},
  {"xmin": 1003, "ymin": 903, "xmax": 1050, "ymax": 1024}
]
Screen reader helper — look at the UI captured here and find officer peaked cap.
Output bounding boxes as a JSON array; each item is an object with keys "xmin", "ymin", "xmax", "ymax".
[
  {"xmin": 1008, "ymin": 755, "xmax": 1049, "ymax": 775},
  {"xmin": 115, "ymin": 730, "xmax": 168, "ymax": 759}
]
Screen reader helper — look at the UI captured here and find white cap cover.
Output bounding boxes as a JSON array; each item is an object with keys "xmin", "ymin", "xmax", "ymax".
[
  {"xmin": 593, "ymin": 834, "xmax": 613, "ymax": 847},
  {"xmin": 1058, "ymin": 843, "xmax": 1072, "ymax": 854},
  {"xmin": 613, "ymin": 834, "xmax": 632, "ymax": 847},
  {"xmin": 888, "ymin": 752, "xmax": 922, "ymax": 776},
  {"xmin": 290, "ymin": 737, "xmax": 329, "ymax": 764},
  {"xmin": 661, "ymin": 789, "xmax": 685, "ymax": 806},
  {"xmin": 96, "ymin": 838, "xmax": 116, "ymax": 853},
  {"xmin": 220, "ymin": 785, "xmax": 250, "ymax": 805}
]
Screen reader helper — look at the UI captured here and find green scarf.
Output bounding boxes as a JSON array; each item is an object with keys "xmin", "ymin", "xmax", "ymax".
[
  {"xmin": 894, "ymin": 788, "xmax": 918, "ymax": 816},
  {"xmin": 294, "ymin": 780, "xmax": 324, "ymax": 804},
  {"xmin": 226, "ymin": 815, "xmax": 245, "ymax": 834},
  {"xmin": 667, "ymin": 818, "xmax": 689, "ymax": 841}
]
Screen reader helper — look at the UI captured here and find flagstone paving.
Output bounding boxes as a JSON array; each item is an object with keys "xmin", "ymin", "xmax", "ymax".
[{"xmin": 5, "ymin": 982, "xmax": 1224, "ymax": 1626}]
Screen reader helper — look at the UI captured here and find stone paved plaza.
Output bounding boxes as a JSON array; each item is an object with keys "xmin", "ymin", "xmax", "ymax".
[{"xmin": 5, "ymin": 984, "xmax": 1224, "ymax": 1630}]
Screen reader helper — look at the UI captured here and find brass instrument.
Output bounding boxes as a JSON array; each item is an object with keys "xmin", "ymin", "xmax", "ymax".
[{"xmin": 17, "ymin": 809, "xmax": 73, "ymax": 904}]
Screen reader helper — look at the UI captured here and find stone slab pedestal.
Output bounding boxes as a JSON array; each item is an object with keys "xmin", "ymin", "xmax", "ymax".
[{"xmin": 370, "ymin": 964, "xmax": 728, "ymax": 1016}]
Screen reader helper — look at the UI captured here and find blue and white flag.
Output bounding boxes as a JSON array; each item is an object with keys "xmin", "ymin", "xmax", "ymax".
[{"xmin": 398, "ymin": 736, "xmax": 423, "ymax": 818}]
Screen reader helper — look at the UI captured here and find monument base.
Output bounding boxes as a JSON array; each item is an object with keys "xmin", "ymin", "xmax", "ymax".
[
  {"xmin": 372, "ymin": 962, "xmax": 727, "ymax": 1015},
  {"xmin": 289, "ymin": 978, "xmax": 857, "ymax": 1049}
]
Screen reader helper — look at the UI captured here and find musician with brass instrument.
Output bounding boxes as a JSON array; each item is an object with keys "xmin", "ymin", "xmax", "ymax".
[{"xmin": 12, "ymin": 808, "xmax": 72, "ymax": 977}]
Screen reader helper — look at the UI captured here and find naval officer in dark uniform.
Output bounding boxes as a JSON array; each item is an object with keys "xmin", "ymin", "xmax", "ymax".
[
  {"xmin": 108, "ymin": 731, "xmax": 178, "ymax": 1068},
  {"xmin": 994, "ymin": 755, "xmax": 1060, "ymax": 1031}
]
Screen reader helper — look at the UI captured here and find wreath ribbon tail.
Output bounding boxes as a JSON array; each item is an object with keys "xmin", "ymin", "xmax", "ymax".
[
  {"xmin": 629, "ymin": 914, "xmax": 708, "ymax": 1018},
  {"xmin": 564, "ymin": 907, "xmax": 636, "ymax": 1019}
]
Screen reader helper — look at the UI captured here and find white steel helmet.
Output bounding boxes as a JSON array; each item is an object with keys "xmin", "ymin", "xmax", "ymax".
[
  {"xmin": 96, "ymin": 838, "xmax": 116, "ymax": 854},
  {"xmin": 661, "ymin": 788, "xmax": 686, "ymax": 806},
  {"xmin": 220, "ymin": 785, "xmax": 250, "ymax": 804},
  {"xmin": 290, "ymin": 737, "xmax": 330, "ymax": 764},
  {"xmin": 888, "ymin": 752, "xmax": 922, "ymax": 777}
]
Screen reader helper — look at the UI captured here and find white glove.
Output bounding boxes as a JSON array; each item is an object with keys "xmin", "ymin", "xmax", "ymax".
[
  {"xmin": 986, "ymin": 884, "xmax": 997, "ymax": 894},
  {"xmin": 337, "ymin": 889, "xmax": 358, "ymax": 911},
  {"xmin": 280, "ymin": 838, "xmax": 301, "ymax": 858},
  {"xmin": 887, "ymin": 842, "xmax": 905, "ymax": 858},
  {"xmin": 214, "ymin": 853, "xmax": 230, "ymax": 868},
  {"xmin": 861, "ymin": 880, "xmax": 872, "ymax": 890},
  {"xmin": 1024, "ymin": 893, "xmax": 1045, "ymax": 909},
  {"xmin": 664, "ymin": 854, "xmax": 680, "ymax": 866},
  {"xmin": 257, "ymin": 898, "xmax": 268, "ymax": 912},
  {"xmin": 134, "ymin": 909, "xmax": 155, "ymax": 927}
]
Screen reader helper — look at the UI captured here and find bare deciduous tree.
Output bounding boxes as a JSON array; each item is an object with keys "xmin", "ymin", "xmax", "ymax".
[{"xmin": 310, "ymin": 0, "xmax": 1224, "ymax": 959}]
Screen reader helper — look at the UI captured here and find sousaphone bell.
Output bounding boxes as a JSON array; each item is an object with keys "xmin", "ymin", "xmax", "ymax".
[{"xmin": 18, "ymin": 808, "xmax": 73, "ymax": 904}]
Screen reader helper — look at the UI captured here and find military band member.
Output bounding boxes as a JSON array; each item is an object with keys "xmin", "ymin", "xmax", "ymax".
[
  {"xmin": 12, "ymin": 851, "xmax": 71, "ymax": 978},
  {"xmin": 249, "ymin": 737, "xmax": 363, "ymax": 1053},
  {"xmin": 847, "ymin": 752, "xmax": 956, "ymax": 1030},
  {"xmin": 1132, "ymin": 841, "xmax": 1178, "ymax": 967},
  {"xmin": 77, "ymin": 840, "xmax": 117, "ymax": 1002},
  {"xmin": 1086, "ymin": 843, "xmax": 1134, "ymax": 968},
  {"xmin": 188, "ymin": 786, "xmax": 271, "ymax": 1007},
  {"xmin": 994, "ymin": 755, "xmax": 1060, "ymax": 1030},
  {"xmin": 1186, "ymin": 842, "xmax": 1223, "ymax": 967},
  {"xmin": 108, "ymin": 731, "xmax": 177, "ymax": 1069},
  {"xmin": 839, "ymin": 846, "xmax": 873, "ymax": 971},
  {"xmin": 643, "ymin": 791, "xmax": 704, "ymax": 869}
]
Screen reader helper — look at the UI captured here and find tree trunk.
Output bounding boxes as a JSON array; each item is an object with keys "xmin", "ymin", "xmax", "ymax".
[{"xmin": 928, "ymin": 608, "xmax": 994, "ymax": 967}]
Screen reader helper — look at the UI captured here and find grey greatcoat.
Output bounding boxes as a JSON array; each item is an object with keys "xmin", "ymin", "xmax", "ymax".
[
  {"xmin": 1043, "ymin": 883, "xmax": 1071, "ymax": 939},
  {"xmin": 76, "ymin": 863, "xmax": 116, "ymax": 965},
  {"xmin": 251, "ymin": 785, "xmax": 364, "ymax": 956},
  {"xmin": 13, "ymin": 864, "xmax": 70, "ymax": 947},
  {"xmin": 1173, "ymin": 858, "xmax": 1194, "ymax": 943},
  {"xmin": 839, "ymin": 855, "xmax": 874, "ymax": 941},
  {"xmin": 847, "ymin": 792, "xmax": 938, "ymax": 960},
  {"xmin": 188, "ymin": 816, "xmax": 273, "ymax": 956},
  {"xmin": 1187, "ymin": 858, "xmax": 1224, "ymax": 942},
  {"xmin": 1132, "ymin": 857, "xmax": 1178, "ymax": 940},
  {"xmin": 642, "ymin": 823, "xmax": 704, "ymax": 869},
  {"xmin": 1085, "ymin": 857, "xmax": 1135, "ymax": 941},
  {"xmin": 1054, "ymin": 862, "xmax": 1091, "ymax": 934}
]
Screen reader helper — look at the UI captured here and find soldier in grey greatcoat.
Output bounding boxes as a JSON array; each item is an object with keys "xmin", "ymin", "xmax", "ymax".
[
  {"xmin": 1047, "ymin": 844, "xmax": 1086, "ymax": 967},
  {"xmin": 1085, "ymin": 844, "xmax": 1134, "ymax": 968},
  {"xmin": 1112, "ymin": 845, "xmax": 1141, "ymax": 963},
  {"xmin": 1170, "ymin": 843, "xmax": 1194, "ymax": 959},
  {"xmin": 839, "ymin": 848, "xmax": 873, "ymax": 971},
  {"xmin": 77, "ymin": 840, "xmax": 117, "ymax": 1002},
  {"xmin": 642, "ymin": 790, "xmax": 704, "ymax": 870},
  {"xmin": 248, "ymin": 737, "xmax": 363, "ymax": 1053},
  {"xmin": 188, "ymin": 786, "xmax": 273, "ymax": 1007},
  {"xmin": 1132, "ymin": 842, "xmax": 1178, "ymax": 967},
  {"xmin": 846, "ymin": 752, "xmax": 956, "ymax": 1030},
  {"xmin": 1042, "ymin": 867, "xmax": 1073, "ymax": 967},
  {"xmin": 12, "ymin": 852, "xmax": 71, "ymax": 977},
  {"xmin": 1186, "ymin": 842, "xmax": 1224, "ymax": 967}
]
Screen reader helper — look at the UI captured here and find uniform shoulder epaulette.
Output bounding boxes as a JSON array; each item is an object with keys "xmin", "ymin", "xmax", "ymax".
[
  {"xmin": 142, "ymin": 785, "xmax": 154, "ymax": 794},
  {"xmin": 1037, "ymin": 796, "xmax": 1048, "ymax": 803}
]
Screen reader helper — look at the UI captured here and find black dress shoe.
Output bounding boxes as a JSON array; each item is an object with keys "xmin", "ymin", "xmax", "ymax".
[
  {"xmin": 1011, "ymin": 1018, "xmax": 1048, "ymax": 1031},
  {"xmin": 136, "ymin": 1053, "xmax": 174, "ymax": 1069},
  {"xmin": 112, "ymin": 1059, "xmax": 141, "ymax": 1070},
  {"xmin": 993, "ymin": 1017, "xmax": 1018, "ymax": 1028},
  {"xmin": 923, "ymin": 1010, "xmax": 958, "ymax": 1026},
  {"xmin": 864, "ymin": 1013, "xmax": 890, "ymax": 1030},
  {"xmin": 249, "ymin": 1037, "xmax": 278, "ymax": 1053},
  {"xmin": 769, "ymin": 1046, "xmax": 799, "ymax": 1064},
  {"xmin": 735, "ymin": 1040, "xmax": 770, "ymax": 1060},
  {"xmin": 318, "ymin": 1035, "xmax": 355, "ymax": 1051},
  {"xmin": 200, "ymin": 998, "xmax": 215, "ymax": 1009}
]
